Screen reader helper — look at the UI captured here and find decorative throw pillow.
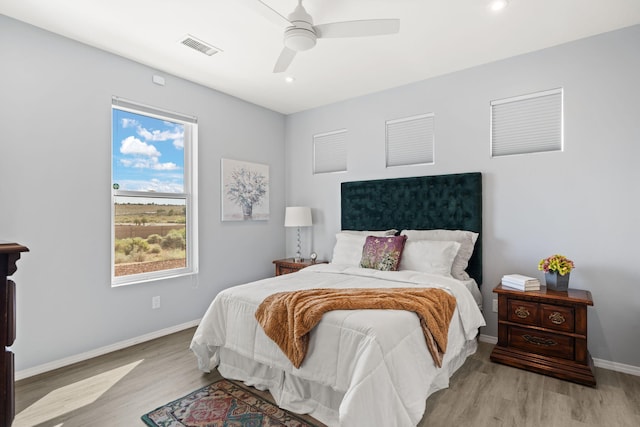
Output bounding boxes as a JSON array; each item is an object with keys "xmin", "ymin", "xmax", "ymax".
[
  {"xmin": 331, "ymin": 230, "xmax": 398, "ymax": 266},
  {"xmin": 360, "ymin": 235, "xmax": 408, "ymax": 271},
  {"xmin": 400, "ymin": 230, "xmax": 478, "ymax": 280},
  {"xmin": 398, "ymin": 240, "xmax": 461, "ymax": 277},
  {"xmin": 339, "ymin": 229, "xmax": 398, "ymax": 236}
]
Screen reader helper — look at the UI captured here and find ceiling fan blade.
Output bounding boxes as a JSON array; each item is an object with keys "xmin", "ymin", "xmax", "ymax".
[
  {"xmin": 315, "ymin": 19, "xmax": 400, "ymax": 38},
  {"xmin": 238, "ymin": 0, "xmax": 291, "ymax": 27},
  {"xmin": 273, "ymin": 47, "xmax": 297, "ymax": 73}
]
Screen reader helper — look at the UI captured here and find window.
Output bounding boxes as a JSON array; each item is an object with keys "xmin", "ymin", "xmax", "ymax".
[
  {"xmin": 313, "ymin": 129, "xmax": 347, "ymax": 174},
  {"xmin": 491, "ymin": 88, "xmax": 563, "ymax": 157},
  {"xmin": 111, "ymin": 97, "xmax": 198, "ymax": 286},
  {"xmin": 386, "ymin": 113, "xmax": 435, "ymax": 167}
]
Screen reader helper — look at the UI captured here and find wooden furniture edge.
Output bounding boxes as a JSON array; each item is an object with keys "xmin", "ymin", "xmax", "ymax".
[
  {"xmin": 490, "ymin": 282, "xmax": 596, "ymax": 387},
  {"xmin": 490, "ymin": 346, "xmax": 596, "ymax": 386},
  {"xmin": 1, "ymin": 242, "xmax": 29, "ymax": 427},
  {"xmin": 493, "ymin": 283, "xmax": 593, "ymax": 305}
]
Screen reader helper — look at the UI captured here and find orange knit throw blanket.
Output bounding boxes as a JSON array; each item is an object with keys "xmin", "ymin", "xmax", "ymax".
[{"xmin": 255, "ymin": 287, "xmax": 457, "ymax": 369}]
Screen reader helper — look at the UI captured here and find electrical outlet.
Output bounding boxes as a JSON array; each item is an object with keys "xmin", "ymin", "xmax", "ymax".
[
  {"xmin": 152, "ymin": 296, "xmax": 161, "ymax": 309},
  {"xmin": 492, "ymin": 299, "xmax": 498, "ymax": 313}
]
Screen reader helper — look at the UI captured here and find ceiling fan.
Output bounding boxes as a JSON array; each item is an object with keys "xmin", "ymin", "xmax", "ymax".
[{"xmin": 242, "ymin": 0, "xmax": 400, "ymax": 73}]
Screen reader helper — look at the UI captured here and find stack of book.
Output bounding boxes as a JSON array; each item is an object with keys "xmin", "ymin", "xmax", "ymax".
[{"xmin": 501, "ymin": 274, "xmax": 540, "ymax": 291}]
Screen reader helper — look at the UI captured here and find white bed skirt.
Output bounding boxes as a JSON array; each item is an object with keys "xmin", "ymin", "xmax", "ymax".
[{"xmin": 211, "ymin": 338, "xmax": 478, "ymax": 426}]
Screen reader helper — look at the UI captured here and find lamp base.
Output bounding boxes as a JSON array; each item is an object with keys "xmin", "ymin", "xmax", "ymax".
[{"xmin": 294, "ymin": 257, "xmax": 302, "ymax": 263}]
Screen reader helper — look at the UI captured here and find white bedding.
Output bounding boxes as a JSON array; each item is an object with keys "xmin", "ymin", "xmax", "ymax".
[{"xmin": 190, "ymin": 263, "xmax": 486, "ymax": 427}]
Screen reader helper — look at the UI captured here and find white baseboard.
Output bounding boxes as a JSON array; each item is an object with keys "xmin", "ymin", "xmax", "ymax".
[
  {"xmin": 479, "ymin": 334, "xmax": 497, "ymax": 344},
  {"xmin": 592, "ymin": 357, "xmax": 640, "ymax": 377},
  {"xmin": 15, "ymin": 319, "xmax": 200, "ymax": 381},
  {"xmin": 478, "ymin": 334, "xmax": 640, "ymax": 377}
]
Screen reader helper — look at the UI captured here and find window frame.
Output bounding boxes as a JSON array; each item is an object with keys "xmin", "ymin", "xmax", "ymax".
[{"xmin": 111, "ymin": 97, "xmax": 198, "ymax": 286}]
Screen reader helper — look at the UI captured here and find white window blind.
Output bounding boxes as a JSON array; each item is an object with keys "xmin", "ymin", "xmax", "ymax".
[
  {"xmin": 491, "ymin": 88, "xmax": 563, "ymax": 157},
  {"xmin": 386, "ymin": 113, "xmax": 434, "ymax": 167},
  {"xmin": 313, "ymin": 129, "xmax": 347, "ymax": 174}
]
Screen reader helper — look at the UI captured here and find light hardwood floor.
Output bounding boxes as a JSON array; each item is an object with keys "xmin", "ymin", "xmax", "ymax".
[{"xmin": 14, "ymin": 328, "xmax": 640, "ymax": 427}]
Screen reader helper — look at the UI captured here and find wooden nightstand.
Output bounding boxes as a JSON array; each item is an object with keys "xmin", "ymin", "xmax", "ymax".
[
  {"xmin": 273, "ymin": 258, "xmax": 322, "ymax": 276},
  {"xmin": 490, "ymin": 283, "xmax": 596, "ymax": 386}
]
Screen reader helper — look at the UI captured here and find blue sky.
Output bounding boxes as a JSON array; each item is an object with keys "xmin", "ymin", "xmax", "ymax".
[{"xmin": 112, "ymin": 109, "xmax": 184, "ymax": 193}]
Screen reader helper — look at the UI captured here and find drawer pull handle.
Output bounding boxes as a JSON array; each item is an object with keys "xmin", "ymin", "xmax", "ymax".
[
  {"xmin": 515, "ymin": 306, "xmax": 530, "ymax": 318},
  {"xmin": 549, "ymin": 312, "xmax": 566, "ymax": 325},
  {"xmin": 523, "ymin": 334, "xmax": 557, "ymax": 347}
]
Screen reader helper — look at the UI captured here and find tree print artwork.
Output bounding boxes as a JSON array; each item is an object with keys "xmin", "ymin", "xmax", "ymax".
[{"xmin": 222, "ymin": 159, "xmax": 270, "ymax": 221}]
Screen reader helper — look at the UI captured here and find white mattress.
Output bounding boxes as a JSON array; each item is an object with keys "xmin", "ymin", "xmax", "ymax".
[{"xmin": 190, "ymin": 264, "xmax": 486, "ymax": 426}]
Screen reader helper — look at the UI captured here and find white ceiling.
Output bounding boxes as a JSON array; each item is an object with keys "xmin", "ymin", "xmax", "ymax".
[{"xmin": 2, "ymin": 0, "xmax": 640, "ymax": 114}]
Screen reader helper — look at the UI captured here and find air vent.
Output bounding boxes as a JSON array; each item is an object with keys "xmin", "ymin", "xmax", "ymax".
[{"xmin": 180, "ymin": 35, "xmax": 221, "ymax": 56}]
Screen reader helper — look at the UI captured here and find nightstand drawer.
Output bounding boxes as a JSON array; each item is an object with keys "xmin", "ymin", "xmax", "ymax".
[
  {"xmin": 278, "ymin": 266, "xmax": 300, "ymax": 275},
  {"xmin": 273, "ymin": 258, "xmax": 325, "ymax": 276},
  {"xmin": 507, "ymin": 300, "xmax": 538, "ymax": 325},
  {"xmin": 541, "ymin": 304, "xmax": 574, "ymax": 332},
  {"xmin": 509, "ymin": 326, "xmax": 574, "ymax": 360}
]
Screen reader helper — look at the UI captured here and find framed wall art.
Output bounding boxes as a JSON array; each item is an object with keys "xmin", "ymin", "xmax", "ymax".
[{"xmin": 221, "ymin": 158, "xmax": 270, "ymax": 221}]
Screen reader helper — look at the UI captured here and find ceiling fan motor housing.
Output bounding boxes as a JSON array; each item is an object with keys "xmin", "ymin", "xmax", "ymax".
[
  {"xmin": 284, "ymin": 26, "xmax": 317, "ymax": 51},
  {"xmin": 284, "ymin": 1, "xmax": 316, "ymax": 52}
]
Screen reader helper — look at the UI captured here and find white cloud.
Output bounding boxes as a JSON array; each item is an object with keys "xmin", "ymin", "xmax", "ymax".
[
  {"xmin": 120, "ymin": 136, "xmax": 160, "ymax": 157},
  {"xmin": 152, "ymin": 161, "xmax": 178, "ymax": 171},
  {"xmin": 120, "ymin": 158, "xmax": 150, "ymax": 169},
  {"xmin": 137, "ymin": 126, "xmax": 183, "ymax": 142},
  {"xmin": 115, "ymin": 178, "xmax": 184, "ymax": 193},
  {"xmin": 121, "ymin": 118, "xmax": 138, "ymax": 128},
  {"xmin": 119, "ymin": 157, "xmax": 178, "ymax": 171},
  {"xmin": 140, "ymin": 179, "xmax": 183, "ymax": 193},
  {"xmin": 137, "ymin": 124, "xmax": 185, "ymax": 151}
]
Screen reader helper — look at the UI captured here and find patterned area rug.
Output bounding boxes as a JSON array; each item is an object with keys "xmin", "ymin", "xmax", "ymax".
[{"xmin": 141, "ymin": 379, "xmax": 321, "ymax": 427}]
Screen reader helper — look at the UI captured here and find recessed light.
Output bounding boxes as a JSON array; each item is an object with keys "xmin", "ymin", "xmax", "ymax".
[
  {"xmin": 285, "ymin": 76, "xmax": 296, "ymax": 83},
  {"xmin": 489, "ymin": 0, "xmax": 509, "ymax": 12}
]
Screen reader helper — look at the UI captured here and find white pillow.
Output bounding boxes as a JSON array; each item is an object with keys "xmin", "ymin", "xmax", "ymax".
[
  {"xmin": 401, "ymin": 229, "xmax": 479, "ymax": 280},
  {"xmin": 330, "ymin": 230, "xmax": 397, "ymax": 266},
  {"xmin": 331, "ymin": 232, "xmax": 369, "ymax": 266},
  {"xmin": 399, "ymin": 240, "xmax": 461, "ymax": 277}
]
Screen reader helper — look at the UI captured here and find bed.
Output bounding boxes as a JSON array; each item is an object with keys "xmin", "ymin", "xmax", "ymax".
[{"xmin": 191, "ymin": 172, "xmax": 485, "ymax": 426}]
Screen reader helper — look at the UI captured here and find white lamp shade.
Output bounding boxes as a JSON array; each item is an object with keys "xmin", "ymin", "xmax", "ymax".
[{"xmin": 284, "ymin": 206, "xmax": 312, "ymax": 227}]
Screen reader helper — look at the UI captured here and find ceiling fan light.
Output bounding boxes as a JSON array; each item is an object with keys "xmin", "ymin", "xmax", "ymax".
[
  {"xmin": 489, "ymin": 0, "xmax": 509, "ymax": 12},
  {"xmin": 284, "ymin": 28, "xmax": 317, "ymax": 51}
]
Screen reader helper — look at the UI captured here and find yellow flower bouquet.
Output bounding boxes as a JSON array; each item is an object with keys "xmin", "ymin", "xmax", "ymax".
[{"xmin": 538, "ymin": 254, "xmax": 575, "ymax": 276}]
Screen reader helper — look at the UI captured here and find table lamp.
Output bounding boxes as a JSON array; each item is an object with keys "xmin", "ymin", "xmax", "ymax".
[{"xmin": 284, "ymin": 206, "xmax": 312, "ymax": 262}]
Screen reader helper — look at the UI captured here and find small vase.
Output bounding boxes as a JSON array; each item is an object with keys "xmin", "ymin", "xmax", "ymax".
[
  {"xmin": 545, "ymin": 272, "xmax": 570, "ymax": 291},
  {"xmin": 242, "ymin": 203, "xmax": 253, "ymax": 220}
]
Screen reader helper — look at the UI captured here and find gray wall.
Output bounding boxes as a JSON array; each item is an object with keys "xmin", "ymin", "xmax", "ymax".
[
  {"xmin": 0, "ymin": 16, "xmax": 286, "ymax": 372},
  {"xmin": 285, "ymin": 25, "xmax": 640, "ymax": 368}
]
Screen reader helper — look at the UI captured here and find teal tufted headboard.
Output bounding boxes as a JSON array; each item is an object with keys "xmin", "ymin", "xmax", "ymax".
[{"xmin": 341, "ymin": 172, "xmax": 482, "ymax": 286}]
